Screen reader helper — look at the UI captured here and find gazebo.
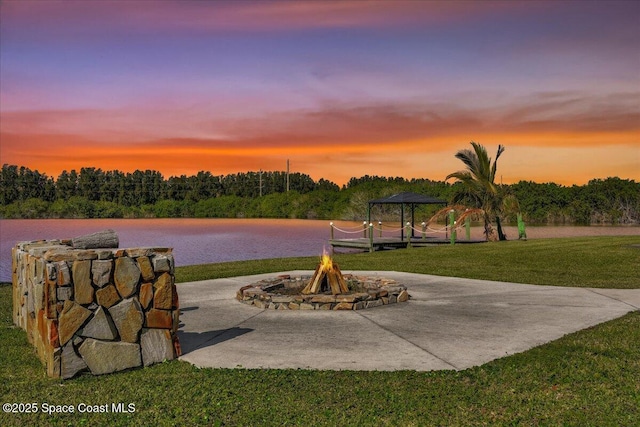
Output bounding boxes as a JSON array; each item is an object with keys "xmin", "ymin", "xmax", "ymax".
[{"xmin": 367, "ymin": 192, "xmax": 447, "ymax": 240}]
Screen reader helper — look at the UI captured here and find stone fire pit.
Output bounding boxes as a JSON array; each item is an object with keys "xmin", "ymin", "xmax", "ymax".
[{"xmin": 236, "ymin": 273, "xmax": 410, "ymax": 310}]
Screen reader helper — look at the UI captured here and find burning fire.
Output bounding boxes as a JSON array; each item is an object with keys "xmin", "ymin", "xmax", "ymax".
[
  {"xmin": 302, "ymin": 247, "xmax": 349, "ymax": 295},
  {"xmin": 320, "ymin": 249, "xmax": 333, "ymax": 272}
]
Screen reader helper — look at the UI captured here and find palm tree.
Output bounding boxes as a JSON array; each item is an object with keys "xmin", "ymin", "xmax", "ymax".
[{"xmin": 445, "ymin": 142, "xmax": 511, "ymax": 241}]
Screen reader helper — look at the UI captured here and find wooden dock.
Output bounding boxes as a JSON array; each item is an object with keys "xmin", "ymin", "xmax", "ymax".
[{"xmin": 329, "ymin": 237, "xmax": 485, "ymax": 252}]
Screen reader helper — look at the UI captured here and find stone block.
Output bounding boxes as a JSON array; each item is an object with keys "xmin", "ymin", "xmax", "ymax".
[
  {"xmin": 145, "ymin": 309, "xmax": 173, "ymax": 329},
  {"xmin": 366, "ymin": 299, "xmax": 384, "ymax": 309},
  {"xmin": 58, "ymin": 300, "xmax": 92, "ymax": 346},
  {"xmin": 33, "ymin": 280, "xmax": 45, "ymax": 313},
  {"xmin": 45, "ymin": 273, "xmax": 58, "ymax": 319},
  {"xmin": 79, "ymin": 339, "xmax": 141, "ymax": 375},
  {"xmin": 139, "ymin": 283, "xmax": 154, "ymax": 309},
  {"xmin": 136, "ymin": 256, "xmax": 155, "ymax": 281},
  {"xmin": 74, "ymin": 250, "xmax": 98, "ymax": 261},
  {"xmin": 153, "ymin": 272, "xmax": 173, "ymax": 309},
  {"xmin": 96, "ymin": 250, "xmax": 114, "ymax": 260},
  {"xmin": 44, "ymin": 248, "xmax": 75, "ymax": 262},
  {"xmin": 91, "ymin": 259, "xmax": 112, "ymax": 288},
  {"xmin": 56, "ymin": 286, "xmax": 73, "ymax": 301},
  {"xmin": 333, "ymin": 302, "xmax": 353, "ymax": 310},
  {"xmin": 46, "ymin": 262, "xmax": 57, "ymax": 284},
  {"xmin": 61, "ymin": 342, "xmax": 87, "ymax": 379},
  {"xmin": 56, "ymin": 261, "xmax": 71, "ymax": 285},
  {"xmin": 253, "ymin": 300, "xmax": 269, "ymax": 309},
  {"xmin": 72, "ymin": 260, "xmax": 94, "ymax": 304},
  {"xmin": 79, "ymin": 307, "xmax": 118, "ymax": 340},
  {"xmin": 140, "ymin": 328, "xmax": 174, "ymax": 366},
  {"xmin": 311, "ymin": 295, "xmax": 336, "ymax": 304},
  {"xmin": 96, "ymin": 284, "xmax": 121, "ymax": 308},
  {"xmin": 336, "ymin": 295, "xmax": 357, "ymax": 303},
  {"xmin": 109, "ymin": 298, "xmax": 144, "ymax": 343},
  {"xmin": 126, "ymin": 248, "xmax": 152, "ymax": 258},
  {"xmin": 152, "ymin": 255, "xmax": 171, "ymax": 273},
  {"xmin": 114, "ymin": 257, "xmax": 140, "ymax": 298}
]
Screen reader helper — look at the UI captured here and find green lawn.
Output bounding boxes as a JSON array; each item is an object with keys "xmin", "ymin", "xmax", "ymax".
[
  {"xmin": 2, "ymin": 236, "xmax": 639, "ymax": 426},
  {"xmin": 177, "ymin": 236, "xmax": 640, "ymax": 289}
]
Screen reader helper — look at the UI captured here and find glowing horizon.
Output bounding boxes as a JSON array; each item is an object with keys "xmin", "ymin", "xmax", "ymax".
[{"xmin": 1, "ymin": 1, "xmax": 638, "ymax": 187}]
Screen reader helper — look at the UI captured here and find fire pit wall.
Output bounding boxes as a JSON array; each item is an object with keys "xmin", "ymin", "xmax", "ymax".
[{"xmin": 12, "ymin": 239, "xmax": 180, "ymax": 379}]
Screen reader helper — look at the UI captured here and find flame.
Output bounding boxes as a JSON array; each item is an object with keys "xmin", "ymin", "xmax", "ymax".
[{"xmin": 320, "ymin": 248, "xmax": 333, "ymax": 272}]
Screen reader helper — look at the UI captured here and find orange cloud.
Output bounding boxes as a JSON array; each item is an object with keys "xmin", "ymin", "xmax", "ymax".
[{"xmin": 1, "ymin": 90, "xmax": 638, "ymax": 185}]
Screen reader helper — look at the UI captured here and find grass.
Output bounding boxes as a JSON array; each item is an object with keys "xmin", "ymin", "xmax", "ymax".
[
  {"xmin": 2, "ymin": 236, "xmax": 639, "ymax": 426},
  {"xmin": 177, "ymin": 236, "xmax": 640, "ymax": 288}
]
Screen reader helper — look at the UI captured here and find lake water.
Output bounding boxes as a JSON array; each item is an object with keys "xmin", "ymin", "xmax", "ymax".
[{"xmin": 1, "ymin": 218, "xmax": 638, "ymax": 282}]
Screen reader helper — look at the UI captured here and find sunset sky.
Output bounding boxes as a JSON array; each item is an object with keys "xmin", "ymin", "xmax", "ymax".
[{"xmin": 1, "ymin": 0, "xmax": 638, "ymax": 186}]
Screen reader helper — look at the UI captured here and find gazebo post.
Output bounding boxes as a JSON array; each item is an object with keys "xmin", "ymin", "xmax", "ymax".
[
  {"xmin": 411, "ymin": 203, "xmax": 416, "ymax": 238},
  {"xmin": 400, "ymin": 203, "xmax": 405, "ymax": 241}
]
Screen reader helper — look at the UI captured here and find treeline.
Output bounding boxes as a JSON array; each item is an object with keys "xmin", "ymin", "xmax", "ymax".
[{"xmin": 0, "ymin": 164, "xmax": 638, "ymax": 224}]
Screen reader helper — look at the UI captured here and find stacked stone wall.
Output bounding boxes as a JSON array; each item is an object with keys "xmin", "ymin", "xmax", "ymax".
[{"xmin": 12, "ymin": 238, "xmax": 180, "ymax": 379}]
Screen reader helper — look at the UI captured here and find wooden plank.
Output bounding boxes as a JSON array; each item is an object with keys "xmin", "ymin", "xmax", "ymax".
[
  {"xmin": 301, "ymin": 263, "xmax": 322, "ymax": 294},
  {"xmin": 333, "ymin": 264, "xmax": 349, "ymax": 293}
]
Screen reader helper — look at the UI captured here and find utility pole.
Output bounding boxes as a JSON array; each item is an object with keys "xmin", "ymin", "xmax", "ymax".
[
  {"xmin": 286, "ymin": 159, "xmax": 290, "ymax": 192},
  {"xmin": 259, "ymin": 169, "xmax": 263, "ymax": 197}
]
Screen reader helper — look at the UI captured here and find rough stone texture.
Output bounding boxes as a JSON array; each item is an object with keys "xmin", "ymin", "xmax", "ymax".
[
  {"xmin": 95, "ymin": 284, "xmax": 121, "ymax": 308},
  {"xmin": 397, "ymin": 290, "xmax": 410, "ymax": 302},
  {"xmin": 57, "ymin": 286, "xmax": 73, "ymax": 301},
  {"xmin": 61, "ymin": 342, "xmax": 87, "ymax": 379},
  {"xmin": 91, "ymin": 260, "xmax": 112, "ymax": 288},
  {"xmin": 140, "ymin": 328, "xmax": 174, "ymax": 366},
  {"xmin": 44, "ymin": 280, "xmax": 58, "ymax": 319},
  {"xmin": 56, "ymin": 261, "xmax": 71, "ymax": 285},
  {"xmin": 136, "ymin": 256, "xmax": 155, "ymax": 281},
  {"xmin": 33, "ymin": 281, "xmax": 45, "ymax": 313},
  {"xmin": 145, "ymin": 309, "xmax": 173, "ymax": 328},
  {"xmin": 152, "ymin": 255, "xmax": 172, "ymax": 273},
  {"xmin": 72, "ymin": 260, "xmax": 93, "ymax": 305},
  {"xmin": 366, "ymin": 299, "xmax": 384, "ymax": 309},
  {"xmin": 58, "ymin": 300, "xmax": 92, "ymax": 346},
  {"xmin": 109, "ymin": 298, "xmax": 144, "ymax": 343},
  {"xmin": 127, "ymin": 248, "xmax": 152, "ymax": 258},
  {"xmin": 333, "ymin": 302, "xmax": 354, "ymax": 310},
  {"xmin": 139, "ymin": 283, "xmax": 154, "ymax": 309},
  {"xmin": 79, "ymin": 307, "xmax": 118, "ymax": 340},
  {"xmin": 114, "ymin": 257, "xmax": 140, "ymax": 298},
  {"xmin": 238, "ymin": 275, "xmax": 409, "ymax": 311},
  {"xmin": 153, "ymin": 273, "xmax": 173, "ymax": 309},
  {"xmin": 79, "ymin": 339, "xmax": 141, "ymax": 375},
  {"xmin": 13, "ymin": 239, "xmax": 179, "ymax": 379}
]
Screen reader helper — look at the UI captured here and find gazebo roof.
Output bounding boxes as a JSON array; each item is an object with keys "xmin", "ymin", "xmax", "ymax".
[{"xmin": 368, "ymin": 192, "xmax": 447, "ymax": 205}]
